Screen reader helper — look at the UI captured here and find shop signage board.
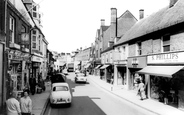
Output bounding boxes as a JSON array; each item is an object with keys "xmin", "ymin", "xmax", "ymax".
[
  {"xmin": 147, "ymin": 52, "xmax": 184, "ymax": 64},
  {"xmin": 8, "ymin": 49, "xmax": 30, "ymax": 61},
  {"xmin": 114, "ymin": 60, "xmax": 127, "ymax": 65},
  {"xmin": 32, "ymin": 55, "xmax": 42, "ymax": 62}
]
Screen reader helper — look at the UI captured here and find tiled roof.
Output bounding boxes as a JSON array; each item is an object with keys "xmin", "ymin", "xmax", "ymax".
[
  {"xmin": 115, "ymin": 0, "xmax": 184, "ymax": 46},
  {"xmin": 117, "ymin": 10, "xmax": 137, "ymax": 37},
  {"xmin": 101, "ymin": 26, "xmax": 109, "ymax": 31}
]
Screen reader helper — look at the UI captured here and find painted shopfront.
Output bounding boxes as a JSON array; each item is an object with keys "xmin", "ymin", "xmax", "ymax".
[{"xmin": 138, "ymin": 51, "xmax": 184, "ymax": 110}]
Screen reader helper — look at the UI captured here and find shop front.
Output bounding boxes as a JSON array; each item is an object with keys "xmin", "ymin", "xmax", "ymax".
[
  {"xmin": 31, "ymin": 55, "xmax": 42, "ymax": 82},
  {"xmin": 138, "ymin": 51, "xmax": 184, "ymax": 110},
  {"xmin": 99, "ymin": 64, "xmax": 113, "ymax": 83},
  {"xmin": 114, "ymin": 60, "xmax": 127, "ymax": 87},
  {"xmin": 127, "ymin": 56, "xmax": 147, "ymax": 91},
  {"xmin": 8, "ymin": 49, "xmax": 30, "ymax": 96}
]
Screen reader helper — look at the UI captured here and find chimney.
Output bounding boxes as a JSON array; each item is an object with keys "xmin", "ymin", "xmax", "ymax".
[
  {"xmin": 101, "ymin": 19, "xmax": 105, "ymax": 26},
  {"xmin": 111, "ymin": 8, "xmax": 117, "ymax": 25},
  {"xmin": 169, "ymin": 0, "xmax": 178, "ymax": 8},
  {"xmin": 139, "ymin": 9, "xmax": 144, "ymax": 20}
]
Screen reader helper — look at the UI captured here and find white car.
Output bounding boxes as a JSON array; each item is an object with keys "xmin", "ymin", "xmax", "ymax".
[
  {"xmin": 75, "ymin": 73, "xmax": 87, "ymax": 83},
  {"xmin": 63, "ymin": 69, "xmax": 68, "ymax": 75},
  {"xmin": 50, "ymin": 83, "xmax": 72, "ymax": 106},
  {"xmin": 75, "ymin": 69, "xmax": 80, "ymax": 74}
]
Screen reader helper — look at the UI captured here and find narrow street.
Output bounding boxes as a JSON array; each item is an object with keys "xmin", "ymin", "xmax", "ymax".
[{"xmin": 44, "ymin": 73, "xmax": 156, "ymax": 115}]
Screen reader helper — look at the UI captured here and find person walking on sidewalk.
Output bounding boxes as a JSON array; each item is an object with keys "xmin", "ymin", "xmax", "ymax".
[
  {"xmin": 6, "ymin": 92, "xmax": 21, "ymax": 115},
  {"xmin": 138, "ymin": 80, "xmax": 146, "ymax": 100},
  {"xmin": 20, "ymin": 91, "xmax": 32, "ymax": 115}
]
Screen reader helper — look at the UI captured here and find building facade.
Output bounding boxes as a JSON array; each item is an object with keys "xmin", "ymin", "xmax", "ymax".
[{"xmin": 114, "ymin": 0, "xmax": 184, "ymax": 110}]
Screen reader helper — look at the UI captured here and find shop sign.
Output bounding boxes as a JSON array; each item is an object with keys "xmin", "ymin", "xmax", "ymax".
[
  {"xmin": 147, "ymin": 52, "xmax": 184, "ymax": 64},
  {"xmin": 8, "ymin": 49, "xmax": 30, "ymax": 61},
  {"xmin": 11, "ymin": 74, "xmax": 17, "ymax": 81},
  {"xmin": 32, "ymin": 56, "xmax": 42, "ymax": 62},
  {"xmin": 114, "ymin": 60, "xmax": 127, "ymax": 65},
  {"xmin": 21, "ymin": 33, "xmax": 29, "ymax": 45}
]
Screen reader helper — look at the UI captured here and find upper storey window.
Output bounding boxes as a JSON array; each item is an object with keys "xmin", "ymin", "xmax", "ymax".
[
  {"xmin": 136, "ymin": 42, "xmax": 142, "ymax": 56},
  {"xmin": 162, "ymin": 35, "xmax": 170, "ymax": 52},
  {"xmin": 9, "ymin": 15, "xmax": 15, "ymax": 43}
]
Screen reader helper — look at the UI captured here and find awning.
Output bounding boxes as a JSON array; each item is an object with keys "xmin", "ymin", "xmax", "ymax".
[
  {"xmin": 100, "ymin": 65, "xmax": 110, "ymax": 69},
  {"xmin": 137, "ymin": 66, "xmax": 184, "ymax": 78},
  {"xmin": 84, "ymin": 63, "xmax": 91, "ymax": 68},
  {"xmin": 95, "ymin": 65, "xmax": 101, "ymax": 69}
]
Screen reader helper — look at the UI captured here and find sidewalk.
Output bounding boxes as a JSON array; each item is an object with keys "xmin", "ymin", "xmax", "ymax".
[
  {"xmin": 30, "ymin": 82, "xmax": 51, "ymax": 115},
  {"xmin": 88, "ymin": 75, "xmax": 184, "ymax": 115}
]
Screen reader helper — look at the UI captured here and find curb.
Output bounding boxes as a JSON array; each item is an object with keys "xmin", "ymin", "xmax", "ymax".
[
  {"xmin": 89, "ymin": 76, "xmax": 160, "ymax": 115},
  {"xmin": 40, "ymin": 97, "xmax": 50, "ymax": 115}
]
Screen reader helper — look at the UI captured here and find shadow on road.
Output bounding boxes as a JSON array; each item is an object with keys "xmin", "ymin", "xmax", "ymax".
[{"xmin": 47, "ymin": 96, "xmax": 106, "ymax": 115}]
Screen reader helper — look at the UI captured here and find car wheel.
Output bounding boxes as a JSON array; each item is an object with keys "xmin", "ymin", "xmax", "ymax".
[{"xmin": 67, "ymin": 103, "xmax": 71, "ymax": 107}]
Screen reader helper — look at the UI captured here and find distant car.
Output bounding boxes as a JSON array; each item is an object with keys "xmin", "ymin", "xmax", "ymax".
[
  {"xmin": 50, "ymin": 73, "xmax": 66, "ymax": 84},
  {"xmin": 50, "ymin": 83, "xmax": 72, "ymax": 107},
  {"xmin": 75, "ymin": 69, "xmax": 80, "ymax": 74},
  {"xmin": 63, "ymin": 69, "xmax": 68, "ymax": 75},
  {"xmin": 75, "ymin": 73, "xmax": 87, "ymax": 83}
]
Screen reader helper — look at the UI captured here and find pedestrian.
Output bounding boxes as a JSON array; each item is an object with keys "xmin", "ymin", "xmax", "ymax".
[
  {"xmin": 111, "ymin": 73, "xmax": 114, "ymax": 84},
  {"xmin": 20, "ymin": 91, "xmax": 32, "ymax": 115},
  {"xmin": 6, "ymin": 92, "xmax": 21, "ymax": 115},
  {"xmin": 138, "ymin": 80, "xmax": 146, "ymax": 100},
  {"xmin": 29, "ymin": 77, "xmax": 36, "ymax": 95}
]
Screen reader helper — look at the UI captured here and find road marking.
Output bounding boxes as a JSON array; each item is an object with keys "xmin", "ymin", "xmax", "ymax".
[{"xmin": 47, "ymin": 106, "xmax": 51, "ymax": 115}]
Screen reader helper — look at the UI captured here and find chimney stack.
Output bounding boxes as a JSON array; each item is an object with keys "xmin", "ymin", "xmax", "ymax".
[
  {"xmin": 101, "ymin": 19, "xmax": 105, "ymax": 26},
  {"xmin": 169, "ymin": 0, "xmax": 178, "ymax": 8},
  {"xmin": 139, "ymin": 9, "xmax": 144, "ymax": 20},
  {"xmin": 111, "ymin": 8, "xmax": 117, "ymax": 24}
]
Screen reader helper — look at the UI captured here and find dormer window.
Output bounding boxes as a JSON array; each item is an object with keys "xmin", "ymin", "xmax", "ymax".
[{"xmin": 162, "ymin": 35, "xmax": 170, "ymax": 52}]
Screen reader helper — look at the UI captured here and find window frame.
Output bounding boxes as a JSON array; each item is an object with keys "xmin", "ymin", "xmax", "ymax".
[
  {"xmin": 162, "ymin": 35, "xmax": 170, "ymax": 52},
  {"xmin": 9, "ymin": 15, "xmax": 15, "ymax": 43}
]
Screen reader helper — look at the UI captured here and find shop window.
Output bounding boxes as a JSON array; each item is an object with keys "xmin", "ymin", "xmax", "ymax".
[{"xmin": 162, "ymin": 35, "xmax": 170, "ymax": 52}]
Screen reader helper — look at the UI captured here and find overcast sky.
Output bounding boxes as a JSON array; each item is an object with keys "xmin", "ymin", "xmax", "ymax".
[{"xmin": 34, "ymin": 0, "xmax": 169, "ymax": 53}]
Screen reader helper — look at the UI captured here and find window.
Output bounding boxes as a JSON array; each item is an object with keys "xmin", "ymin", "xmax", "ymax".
[
  {"xmin": 32, "ymin": 36, "xmax": 36, "ymax": 41},
  {"xmin": 32, "ymin": 43, "xmax": 36, "ymax": 48},
  {"xmin": 163, "ymin": 35, "xmax": 170, "ymax": 52},
  {"xmin": 137, "ymin": 42, "xmax": 142, "ymax": 55},
  {"xmin": 33, "ymin": 12, "xmax": 37, "ymax": 18},
  {"xmin": 33, "ymin": 5, "xmax": 37, "ymax": 11},
  {"xmin": 33, "ymin": 30, "xmax": 36, "ymax": 35},
  {"xmin": 9, "ymin": 15, "xmax": 15, "ymax": 43}
]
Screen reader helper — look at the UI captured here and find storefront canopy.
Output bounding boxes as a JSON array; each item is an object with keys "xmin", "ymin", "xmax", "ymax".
[
  {"xmin": 137, "ymin": 66, "xmax": 184, "ymax": 78},
  {"xmin": 95, "ymin": 65, "xmax": 101, "ymax": 69},
  {"xmin": 84, "ymin": 63, "xmax": 91, "ymax": 68},
  {"xmin": 100, "ymin": 65, "xmax": 110, "ymax": 69}
]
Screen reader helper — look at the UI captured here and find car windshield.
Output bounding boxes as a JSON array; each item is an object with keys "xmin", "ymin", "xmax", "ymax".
[{"xmin": 53, "ymin": 86, "xmax": 68, "ymax": 91}]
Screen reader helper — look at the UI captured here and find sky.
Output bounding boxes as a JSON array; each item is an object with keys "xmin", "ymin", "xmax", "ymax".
[{"xmin": 34, "ymin": 0, "xmax": 170, "ymax": 53}]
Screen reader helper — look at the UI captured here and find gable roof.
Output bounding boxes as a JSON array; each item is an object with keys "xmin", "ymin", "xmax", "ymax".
[
  {"xmin": 115, "ymin": 0, "xmax": 184, "ymax": 46},
  {"xmin": 117, "ymin": 10, "xmax": 137, "ymax": 37},
  {"xmin": 101, "ymin": 26, "xmax": 109, "ymax": 32}
]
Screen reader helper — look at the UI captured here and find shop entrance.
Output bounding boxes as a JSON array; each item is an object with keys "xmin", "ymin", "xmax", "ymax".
[{"xmin": 117, "ymin": 67, "xmax": 126, "ymax": 85}]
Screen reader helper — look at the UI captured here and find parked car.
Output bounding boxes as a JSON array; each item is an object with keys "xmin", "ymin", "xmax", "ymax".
[
  {"xmin": 50, "ymin": 73, "xmax": 66, "ymax": 84},
  {"xmin": 75, "ymin": 73, "xmax": 87, "ymax": 83},
  {"xmin": 75, "ymin": 69, "xmax": 80, "ymax": 74},
  {"xmin": 63, "ymin": 69, "xmax": 69, "ymax": 75},
  {"xmin": 50, "ymin": 83, "xmax": 72, "ymax": 107}
]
